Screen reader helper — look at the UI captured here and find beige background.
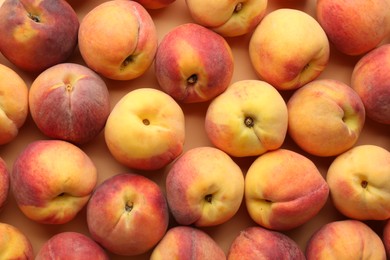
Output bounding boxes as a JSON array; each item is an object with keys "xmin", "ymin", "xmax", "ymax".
[{"xmin": 1, "ymin": 0, "xmax": 390, "ymax": 259}]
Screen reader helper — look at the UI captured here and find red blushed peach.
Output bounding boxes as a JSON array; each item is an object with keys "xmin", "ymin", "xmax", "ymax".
[
  {"xmin": 150, "ymin": 226, "xmax": 226, "ymax": 259},
  {"xmin": 78, "ymin": 0, "xmax": 157, "ymax": 80},
  {"xmin": 316, "ymin": 0, "xmax": 390, "ymax": 56},
  {"xmin": 36, "ymin": 232, "xmax": 109, "ymax": 260},
  {"xmin": 11, "ymin": 139, "xmax": 98, "ymax": 224},
  {"xmin": 29, "ymin": 63, "xmax": 111, "ymax": 144},
  {"xmin": 326, "ymin": 145, "xmax": 390, "ymax": 220},
  {"xmin": 0, "ymin": 157, "xmax": 9, "ymax": 211},
  {"xmin": 305, "ymin": 220, "xmax": 386, "ymax": 259},
  {"xmin": 0, "ymin": 0, "xmax": 79, "ymax": 72},
  {"xmin": 351, "ymin": 44, "xmax": 390, "ymax": 125},
  {"xmin": 287, "ymin": 79, "xmax": 366, "ymax": 157},
  {"xmin": 245, "ymin": 149, "xmax": 329, "ymax": 231},
  {"xmin": 0, "ymin": 223, "xmax": 34, "ymax": 259},
  {"xmin": 86, "ymin": 173, "xmax": 169, "ymax": 256},
  {"xmin": 227, "ymin": 226, "xmax": 305, "ymax": 260},
  {"xmin": 165, "ymin": 146, "xmax": 244, "ymax": 227},
  {"xmin": 154, "ymin": 23, "xmax": 234, "ymax": 103},
  {"xmin": 249, "ymin": 8, "xmax": 329, "ymax": 90},
  {"xmin": 0, "ymin": 64, "xmax": 29, "ymax": 145}
]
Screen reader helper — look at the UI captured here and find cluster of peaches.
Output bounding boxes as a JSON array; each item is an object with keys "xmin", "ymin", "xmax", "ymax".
[{"xmin": 0, "ymin": 0, "xmax": 390, "ymax": 259}]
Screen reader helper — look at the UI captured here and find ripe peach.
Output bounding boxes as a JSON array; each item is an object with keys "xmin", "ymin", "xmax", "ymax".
[
  {"xmin": 287, "ymin": 79, "xmax": 366, "ymax": 157},
  {"xmin": 150, "ymin": 226, "xmax": 226, "ymax": 259},
  {"xmin": 104, "ymin": 88, "xmax": 185, "ymax": 171},
  {"xmin": 249, "ymin": 8, "xmax": 329, "ymax": 90},
  {"xmin": 227, "ymin": 226, "xmax": 305, "ymax": 260},
  {"xmin": 86, "ymin": 173, "xmax": 169, "ymax": 256},
  {"xmin": 383, "ymin": 219, "xmax": 390, "ymax": 257},
  {"xmin": 29, "ymin": 63, "xmax": 111, "ymax": 144},
  {"xmin": 316, "ymin": 0, "xmax": 390, "ymax": 56},
  {"xmin": 0, "ymin": 223, "xmax": 34, "ymax": 259},
  {"xmin": 185, "ymin": 0, "xmax": 268, "ymax": 37},
  {"xmin": 166, "ymin": 146, "xmax": 244, "ymax": 227},
  {"xmin": 154, "ymin": 23, "xmax": 234, "ymax": 103},
  {"xmin": 351, "ymin": 44, "xmax": 390, "ymax": 125},
  {"xmin": 11, "ymin": 139, "xmax": 97, "ymax": 224},
  {"xmin": 306, "ymin": 220, "xmax": 386, "ymax": 259},
  {"xmin": 327, "ymin": 145, "xmax": 390, "ymax": 220},
  {"xmin": 245, "ymin": 149, "xmax": 329, "ymax": 231},
  {"xmin": 36, "ymin": 232, "xmax": 109, "ymax": 260},
  {"xmin": 0, "ymin": 64, "xmax": 28, "ymax": 145},
  {"xmin": 78, "ymin": 0, "xmax": 157, "ymax": 80},
  {"xmin": 0, "ymin": 0, "xmax": 79, "ymax": 72},
  {"xmin": 205, "ymin": 79, "xmax": 288, "ymax": 157}
]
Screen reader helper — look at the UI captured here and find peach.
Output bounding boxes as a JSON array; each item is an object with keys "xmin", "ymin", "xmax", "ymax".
[
  {"xmin": 154, "ymin": 23, "xmax": 234, "ymax": 103},
  {"xmin": 185, "ymin": 0, "xmax": 268, "ymax": 37},
  {"xmin": 305, "ymin": 220, "xmax": 386, "ymax": 259},
  {"xmin": 78, "ymin": 0, "xmax": 157, "ymax": 80},
  {"xmin": 227, "ymin": 226, "xmax": 305, "ymax": 260},
  {"xmin": 150, "ymin": 226, "xmax": 226, "ymax": 259},
  {"xmin": 383, "ymin": 219, "xmax": 390, "ymax": 257},
  {"xmin": 29, "ymin": 63, "xmax": 111, "ymax": 144},
  {"xmin": 11, "ymin": 139, "xmax": 97, "ymax": 224},
  {"xmin": 326, "ymin": 145, "xmax": 390, "ymax": 220},
  {"xmin": 0, "ymin": 64, "xmax": 29, "ymax": 145},
  {"xmin": 249, "ymin": 8, "xmax": 329, "ymax": 90},
  {"xmin": 287, "ymin": 79, "xmax": 366, "ymax": 157},
  {"xmin": 0, "ymin": 0, "xmax": 79, "ymax": 72},
  {"xmin": 205, "ymin": 79, "xmax": 288, "ymax": 157},
  {"xmin": 0, "ymin": 223, "xmax": 34, "ymax": 259},
  {"xmin": 0, "ymin": 157, "xmax": 9, "ymax": 211},
  {"xmin": 316, "ymin": 0, "xmax": 390, "ymax": 56},
  {"xmin": 166, "ymin": 146, "xmax": 244, "ymax": 227},
  {"xmin": 104, "ymin": 88, "xmax": 185, "ymax": 171},
  {"xmin": 36, "ymin": 232, "xmax": 109, "ymax": 260},
  {"xmin": 86, "ymin": 173, "xmax": 169, "ymax": 256},
  {"xmin": 134, "ymin": 0, "xmax": 175, "ymax": 9},
  {"xmin": 351, "ymin": 44, "xmax": 390, "ymax": 125},
  {"xmin": 245, "ymin": 149, "xmax": 329, "ymax": 231}
]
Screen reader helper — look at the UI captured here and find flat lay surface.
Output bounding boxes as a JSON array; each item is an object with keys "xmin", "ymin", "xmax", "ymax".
[{"xmin": 1, "ymin": 0, "xmax": 390, "ymax": 259}]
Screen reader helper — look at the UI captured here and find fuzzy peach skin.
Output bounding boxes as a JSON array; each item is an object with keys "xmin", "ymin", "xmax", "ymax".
[
  {"xmin": 154, "ymin": 23, "xmax": 234, "ymax": 103},
  {"xmin": 0, "ymin": 0, "xmax": 79, "ymax": 72},
  {"xmin": 287, "ymin": 79, "xmax": 366, "ymax": 157},
  {"xmin": 166, "ymin": 146, "xmax": 244, "ymax": 227},
  {"xmin": 86, "ymin": 173, "xmax": 169, "ymax": 256},
  {"xmin": 185, "ymin": 0, "xmax": 267, "ymax": 37},
  {"xmin": 351, "ymin": 44, "xmax": 390, "ymax": 125},
  {"xmin": 36, "ymin": 232, "xmax": 109, "ymax": 260},
  {"xmin": 316, "ymin": 0, "xmax": 390, "ymax": 56},
  {"xmin": 134, "ymin": 0, "xmax": 175, "ymax": 9},
  {"xmin": 78, "ymin": 0, "xmax": 157, "ymax": 80},
  {"xmin": 383, "ymin": 219, "xmax": 390, "ymax": 257},
  {"xmin": 249, "ymin": 8, "xmax": 329, "ymax": 91},
  {"xmin": 227, "ymin": 226, "xmax": 305, "ymax": 260},
  {"xmin": 104, "ymin": 88, "xmax": 185, "ymax": 171},
  {"xmin": 0, "ymin": 64, "xmax": 28, "ymax": 145},
  {"xmin": 11, "ymin": 139, "xmax": 97, "ymax": 224},
  {"xmin": 150, "ymin": 226, "xmax": 226, "ymax": 259},
  {"xmin": 205, "ymin": 80, "xmax": 288, "ymax": 157},
  {"xmin": 0, "ymin": 157, "xmax": 9, "ymax": 211},
  {"xmin": 326, "ymin": 145, "xmax": 390, "ymax": 220},
  {"xmin": 305, "ymin": 220, "xmax": 386, "ymax": 259},
  {"xmin": 29, "ymin": 63, "xmax": 111, "ymax": 144},
  {"xmin": 0, "ymin": 223, "xmax": 34, "ymax": 259},
  {"xmin": 245, "ymin": 149, "xmax": 329, "ymax": 231}
]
